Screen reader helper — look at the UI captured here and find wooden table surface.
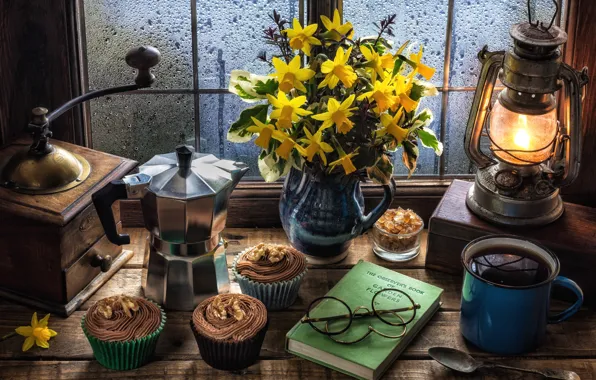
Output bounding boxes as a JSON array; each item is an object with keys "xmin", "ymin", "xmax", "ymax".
[{"xmin": 0, "ymin": 228, "xmax": 595, "ymax": 379}]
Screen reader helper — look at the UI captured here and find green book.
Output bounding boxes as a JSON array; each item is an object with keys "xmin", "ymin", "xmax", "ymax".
[{"xmin": 285, "ymin": 260, "xmax": 443, "ymax": 380}]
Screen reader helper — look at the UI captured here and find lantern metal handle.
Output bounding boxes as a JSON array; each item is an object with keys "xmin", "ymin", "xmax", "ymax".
[
  {"xmin": 556, "ymin": 63, "xmax": 589, "ymax": 186},
  {"xmin": 464, "ymin": 46, "xmax": 506, "ymax": 169}
]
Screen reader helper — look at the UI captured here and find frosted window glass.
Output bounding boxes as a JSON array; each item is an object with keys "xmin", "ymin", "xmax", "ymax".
[
  {"xmin": 84, "ymin": 0, "xmax": 193, "ymax": 90},
  {"xmin": 90, "ymin": 94, "xmax": 195, "ymax": 164},
  {"xmin": 444, "ymin": 91, "xmax": 475, "ymax": 174},
  {"xmin": 199, "ymin": 95, "xmax": 263, "ymax": 179},
  {"xmin": 197, "ymin": 0, "xmax": 299, "ymax": 89},
  {"xmin": 450, "ymin": 0, "xmax": 564, "ymax": 87},
  {"xmin": 344, "ymin": 0, "xmax": 448, "ymax": 86}
]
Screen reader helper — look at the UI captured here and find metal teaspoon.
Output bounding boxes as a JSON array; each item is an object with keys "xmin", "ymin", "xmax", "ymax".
[{"xmin": 428, "ymin": 347, "xmax": 580, "ymax": 380}]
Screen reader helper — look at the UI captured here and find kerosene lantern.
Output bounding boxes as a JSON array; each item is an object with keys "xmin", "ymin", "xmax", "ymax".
[{"xmin": 464, "ymin": 2, "xmax": 589, "ymax": 226}]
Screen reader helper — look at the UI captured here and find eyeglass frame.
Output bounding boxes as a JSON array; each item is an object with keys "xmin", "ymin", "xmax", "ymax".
[{"xmin": 300, "ymin": 288, "xmax": 421, "ymax": 344}]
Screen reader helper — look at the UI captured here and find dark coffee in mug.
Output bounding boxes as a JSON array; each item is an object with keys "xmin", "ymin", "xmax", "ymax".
[
  {"xmin": 460, "ymin": 235, "xmax": 584, "ymax": 355},
  {"xmin": 468, "ymin": 246, "xmax": 551, "ymax": 287}
]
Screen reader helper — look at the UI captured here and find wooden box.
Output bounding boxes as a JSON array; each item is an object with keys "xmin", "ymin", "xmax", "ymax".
[
  {"xmin": 426, "ymin": 180, "xmax": 596, "ymax": 307},
  {"xmin": 0, "ymin": 140, "xmax": 137, "ymax": 315}
]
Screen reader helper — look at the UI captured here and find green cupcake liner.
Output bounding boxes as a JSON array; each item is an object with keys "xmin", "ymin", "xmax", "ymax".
[
  {"xmin": 81, "ymin": 301, "xmax": 166, "ymax": 371},
  {"xmin": 232, "ymin": 251, "xmax": 307, "ymax": 311}
]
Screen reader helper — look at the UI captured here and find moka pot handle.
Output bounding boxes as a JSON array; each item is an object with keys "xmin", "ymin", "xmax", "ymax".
[{"xmin": 92, "ymin": 173, "xmax": 151, "ymax": 245}]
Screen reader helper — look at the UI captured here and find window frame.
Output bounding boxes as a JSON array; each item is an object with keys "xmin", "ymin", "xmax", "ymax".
[{"xmin": 2, "ymin": 0, "xmax": 589, "ymax": 228}]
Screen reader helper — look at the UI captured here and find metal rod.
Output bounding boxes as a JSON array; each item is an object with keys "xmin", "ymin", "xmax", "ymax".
[
  {"xmin": 439, "ymin": 0, "xmax": 455, "ymax": 177},
  {"xmin": 306, "ymin": 0, "xmax": 342, "ymax": 26},
  {"xmin": 191, "ymin": 0, "xmax": 201, "ymax": 152},
  {"xmin": 47, "ymin": 84, "xmax": 140, "ymax": 123}
]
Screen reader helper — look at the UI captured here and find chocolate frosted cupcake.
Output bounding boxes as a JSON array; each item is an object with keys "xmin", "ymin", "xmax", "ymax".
[
  {"xmin": 191, "ymin": 294, "xmax": 268, "ymax": 371},
  {"xmin": 232, "ymin": 243, "xmax": 307, "ymax": 310},
  {"xmin": 82, "ymin": 295, "xmax": 165, "ymax": 370}
]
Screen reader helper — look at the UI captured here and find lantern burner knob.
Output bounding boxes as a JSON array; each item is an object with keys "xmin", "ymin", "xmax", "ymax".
[{"xmin": 494, "ymin": 169, "xmax": 523, "ymax": 192}]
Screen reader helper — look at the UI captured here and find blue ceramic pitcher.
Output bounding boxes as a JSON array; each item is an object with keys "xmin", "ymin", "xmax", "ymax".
[
  {"xmin": 280, "ymin": 168, "xmax": 395, "ymax": 264},
  {"xmin": 460, "ymin": 235, "xmax": 584, "ymax": 355}
]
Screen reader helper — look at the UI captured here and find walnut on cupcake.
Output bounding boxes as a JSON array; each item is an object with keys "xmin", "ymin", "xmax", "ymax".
[
  {"xmin": 81, "ymin": 295, "xmax": 166, "ymax": 370},
  {"xmin": 190, "ymin": 294, "xmax": 268, "ymax": 371},
  {"xmin": 233, "ymin": 243, "xmax": 308, "ymax": 310}
]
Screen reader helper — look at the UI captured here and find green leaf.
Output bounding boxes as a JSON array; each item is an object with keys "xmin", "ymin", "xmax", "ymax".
[
  {"xmin": 258, "ymin": 151, "xmax": 292, "ymax": 182},
  {"xmin": 367, "ymin": 154, "xmax": 394, "ymax": 185},
  {"xmin": 392, "ymin": 57, "xmax": 404, "ymax": 77},
  {"xmin": 409, "ymin": 82, "xmax": 426, "ymax": 102},
  {"xmin": 254, "ymin": 79, "xmax": 279, "ymax": 96},
  {"xmin": 417, "ymin": 127, "xmax": 443, "ymax": 156},
  {"xmin": 234, "ymin": 85, "xmax": 259, "ymax": 101},
  {"xmin": 227, "ymin": 104, "xmax": 268, "ymax": 143},
  {"xmin": 401, "ymin": 140, "xmax": 419, "ymax": 177}
]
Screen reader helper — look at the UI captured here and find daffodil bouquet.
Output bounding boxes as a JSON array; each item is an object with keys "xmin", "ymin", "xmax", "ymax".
[{"xmin": 228, "ymin": 10, "xmax": 442, "ymax": 184}]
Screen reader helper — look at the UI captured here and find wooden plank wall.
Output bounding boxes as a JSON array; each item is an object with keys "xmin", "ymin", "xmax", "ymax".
[
  {"xmin": 561, "ymin": 0, "xmax": 596, "ymax": 206},
  {"xmin": 0, "ymin": 0, "xmax": 82, "ymax": 146}
]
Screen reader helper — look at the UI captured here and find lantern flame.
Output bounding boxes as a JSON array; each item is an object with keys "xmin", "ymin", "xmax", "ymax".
[{"xmin": 513, "ymin": 115, "xmax": 531, "ymax": 150}]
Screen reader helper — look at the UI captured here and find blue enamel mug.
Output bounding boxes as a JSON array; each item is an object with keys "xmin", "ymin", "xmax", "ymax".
[{"xmin": 460, "ymin": 235, "xmax": 583, "ymax": 355}]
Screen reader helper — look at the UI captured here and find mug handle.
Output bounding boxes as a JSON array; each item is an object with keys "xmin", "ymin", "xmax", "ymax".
[
  {"xmin": 353, "ymin": 178, "xmax": 396, "ymax": 237},
  {"xmin": 548, "ymin": 276, "xmax": 584, "ymax": 324}
]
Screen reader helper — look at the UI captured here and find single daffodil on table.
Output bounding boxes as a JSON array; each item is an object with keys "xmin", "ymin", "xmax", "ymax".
[
  {"xmin": 357, "ymin": 76, "xmax": 394, "ymax": 113},
  {"xmin": 15, "ymin": 312, "xmax": 58, "ymax": 352},
  {"xmin": 360, "ymin": 45, "xmax": 393, "ymax": 82},
  {"xmin": 299, "ymin": 127, "xmax": 334, "ymax": 164},
  {"xmin": 379, "ymin": 108, "xmax": 408, "ymax": 144},
  {"xmin": 267, "ymin": 92, "xmax": 313, "ymax": 130},
  {"xmin": 284, "ymin": 19, "xmax": 321, "ymax": 56},
  {"xmin": 269, "ymin": 56, "xmax": 315, "ymax": 93},
  {"xmin": 329, "ymin": 150, "xmax": 359, "ymax": 175},
  {"xmin": 409, "ymin": 46, "xmax": 436, "ymax": 81},
  {"xmin": 247, "ymin": 117, "xmax": 275, "ymax": 149},
  {"xmin": 312, "ymin": 94, "xmax": 357, "ymax": 134},
  {"xmin": 320, "ymin": 9, "xmax": 355, "ymax": 41},
  {"xmin": 319, "ymin": 47, "xmax": 358, "ymax": 90}
]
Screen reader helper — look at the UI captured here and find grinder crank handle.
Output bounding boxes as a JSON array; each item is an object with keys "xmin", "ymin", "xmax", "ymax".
[{"xmin": 92, "ymin": 173, "xmax": 151, "ymax": 246}]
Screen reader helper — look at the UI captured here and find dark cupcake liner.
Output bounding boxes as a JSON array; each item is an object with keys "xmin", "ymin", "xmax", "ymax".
[
  {"xmin": 190, "ymin": 319, "xmax": 268, "ymax": 371},
  {"xmin": 232, "ymin": 250, "xmax": 307, "ymax": 311},
  {"xmin": 81, "ymin": 301, "xmax": 166, "ymax": 371}
]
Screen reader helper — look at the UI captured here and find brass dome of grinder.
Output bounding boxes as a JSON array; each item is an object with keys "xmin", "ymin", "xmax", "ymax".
[{"xmin": 1, "ymin": 144, "xmax": 91, "ymax": 195}]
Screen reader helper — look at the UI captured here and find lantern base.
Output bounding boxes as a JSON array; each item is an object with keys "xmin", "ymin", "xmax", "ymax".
[{"xmin": 466, "ymin": 183, "xmax": 564, "ymax": 227}]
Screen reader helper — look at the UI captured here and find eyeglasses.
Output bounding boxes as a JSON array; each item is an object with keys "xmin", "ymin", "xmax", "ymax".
[{"xmin": 300, "ymin": 288, "xmax": 421, "ymax": 344}]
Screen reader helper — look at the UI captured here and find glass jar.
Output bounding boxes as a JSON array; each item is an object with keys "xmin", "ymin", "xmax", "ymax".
[{"xmin": 371, "ymin": 209, "xmax": 424, "ymax": 262}]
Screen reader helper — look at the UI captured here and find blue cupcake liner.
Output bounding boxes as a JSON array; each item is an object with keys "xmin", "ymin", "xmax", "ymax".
[
  {"xmin": 232, "ymin": 249, "xmax": 307, "ymax": 311},
  {"xmin": 81, "ymin": 300, "xmax": 166, "ymax": 370}
]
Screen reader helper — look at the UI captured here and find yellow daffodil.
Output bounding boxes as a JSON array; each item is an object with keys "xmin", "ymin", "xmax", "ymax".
[
  {"xmin": 15, "ymin": 312, "xmax": 58, "ymax": 352},
  {"xmin": 247, "ymin": 117, "xmax": 275, "ymax": 149},
  {"xmin": 269, "ymin": 56, "xmax": 315, "ymax": 93},
  {"xmin": 379, "ymin": 109, "xmax": 408, "ymax": 144},
  {"xmin": 329, "ymin": 150, "xmax": 359, "ymax": 175},
  {"xmin": 319, "ymin": 47, "xmax": 357, "ymax": 89},
  {"xmin": 392, "ymin": 74, "xmax": 418, "ymax": 112},
  {"xmin": 271, "ymin": 129, "xmax": 305, "ymax": 159},
  {"xmin": 357, "ymin": 76, "xmax": 394, "ymax": 113},
  {"xmin": 267, "ymin": 92, "xmax": 313, "ymax": 129},
  {"xmin": 360, "ymin": 45, "xmax": 394, "ymax": 82},
  {"xmin": 312, "ymin": 94, "xmax": 357, "ymax": 134},
  {"xmin": 284, "ymin": 19, "xmax": 321, "ymax": 56},
  {"xmin": 320, "ymin": 9, "xmax": 355, "ymax": 41},
  {"xmin": 299, "ymin": 127, "xmax": 334, "ymax": 164},
  {"xmin": 409, "ymin": 46, "xmax": 436, "ymax": 80}
]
